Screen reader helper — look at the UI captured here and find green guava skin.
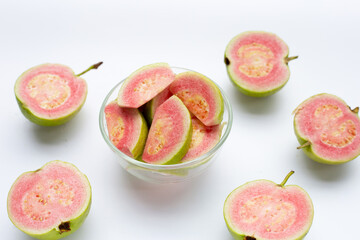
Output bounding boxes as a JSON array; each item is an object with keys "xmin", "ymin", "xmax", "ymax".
[
  {"xmin": 131, "ymin": 111, "xmax": 149, "ymax": 159},
  {"xmin": 293, "ymin": 94, "xmax": 360, "ymax": 165},
  {"xmin": 142, "ymin": 96, "xmax": 193, "ymax": 165},
  {"xmin": 224, "ymin": 54, "xmax": 291, "ymax": 98},
  {"xmin": 224, "ymin": 31, "xmax": 294, "ymax": 98},
  {"xmin": 160, "ymin": 98, "xmax": 193, "ymax": 165},
  {"xmin": 293, "ymin": 127, "xmax": 347, "ymax": 165},
  {"xmin": 15, "ymin": 96, "xmax": 86, "ymax": 127},
  {"xmin": 21, "ymin": 202, "xmax": 91, "ymax": 240},
  {"xmin": 153, "ymin": 115, "xmax": 192, "ymax": 165},
  {"xmin": 7, "ymin": 160, "xmax": 92, "ymax": 240},
  {"xmin": 14, "ymin": 64, "xmax": 88, "ymax": 127},
  {"xmin": 165, "ymin": 122, "xmax": 192, "ymax": 165},
  {"xmin": 223, "ymin": 179, "xmax": 314, "ymax": 240}
]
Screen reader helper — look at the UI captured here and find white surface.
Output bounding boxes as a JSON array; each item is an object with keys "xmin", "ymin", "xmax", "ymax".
[{"xmin": 1, "ymin": 0, "xmax": 359, "ymax": 239}]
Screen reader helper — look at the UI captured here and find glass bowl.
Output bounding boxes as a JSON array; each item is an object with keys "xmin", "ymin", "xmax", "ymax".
[{"xmin": 99, "ymin": 67, "xmax": 233, "ymax": 183}]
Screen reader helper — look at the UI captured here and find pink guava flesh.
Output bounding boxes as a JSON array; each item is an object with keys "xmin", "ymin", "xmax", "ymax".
[
  {"xmin": 226, "ymin": 31, "xmax": 290, "ymax": 92},
  {"xmin": 145, "ymin": 87, "xmax": 173, "ymax": 123},
  {"xmin": 294, "ymin": 94, "xmax": 360, "ymax": 162},
  {"xmin": 15, "ymin": 64, "xmax": 87, "ymax": 120},
  {"xmin": 7, "ymin": 161, "xmax": 91, "ymax": 235},
  {"xmin": 117, "ymin": 63, "xmax": 175, "ymax": 108},
  {"xmin": 104, "ymin": 101, "xmax": 147, "ymax": 158},
  {"xmin": 181, "ymin": 117, "xmax": 222, "ymax": 162},
  {"xmin": 169, "ymin": 71, "xmax": 224, "ymax": 126},
  {"xmin": 224, "ymin": 181, "xmax": 313, "ymax": 240},
  {"xmin": 142, "ymin": 96, "xmax": 192, "ymax": 165}
]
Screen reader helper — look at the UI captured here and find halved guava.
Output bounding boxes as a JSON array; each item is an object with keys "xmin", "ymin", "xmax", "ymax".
[
  {"xmin": 7, "ymin": 160, "xmax": 91, "ymax": 240},
  {"xmin": 224, "ymin": 31, "xmax": 297, "ymax": 97},
  {"xmin": 117, "ymin": 63, "xmax": 175, "ymax": 108},
  {"xmin": 224, "ymin": 171, "xmax": 314, "ymax": 240},
  {"xmin": 14, "ymin": 62, "xmax": 102, "ymax": 126},
  {"xmin": 104, "ymin": 101, "xmax": 148, "ymax": 159},
  {"xmin": 181, "ymin": 117, "xmax": 222, "ymax": 162},
  {"xmin": 142, "ymin": 95, "xmax": 192, "ymax": 165},
  {"xmin": 294, "ymin": 93, "xmax": 360, "ymax": 164},
  {"xmin": 169, "ymin": 71, "xmax": 224, "ymax": 126},
  {"xmin": 144, "ymin": 87, "xmax": 173, "ymax": 124}
]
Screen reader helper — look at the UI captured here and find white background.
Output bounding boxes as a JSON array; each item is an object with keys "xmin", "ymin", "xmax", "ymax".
[{"xmin": 1, "ymin": 0, "xmax": 360, "ymax": 239}]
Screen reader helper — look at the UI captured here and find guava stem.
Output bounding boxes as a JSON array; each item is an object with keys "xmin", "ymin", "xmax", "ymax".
[
  {"xmin": 278, "ymin": 170, "xmax": 295, "ymax": 187},
  {"xmin": 350, "ymin": 106, "xmax": 359, "ymax": 114},
  {"xmin": 76, "ymin": 61, "xmax": 103, "ymax": 77},
  {"xmin": 285, "ymin": 56, "xmax": 298, "ymax": 64},
  {"xmin": 297, "ymin": 141, "xmax": 311, "ymax": 149}
]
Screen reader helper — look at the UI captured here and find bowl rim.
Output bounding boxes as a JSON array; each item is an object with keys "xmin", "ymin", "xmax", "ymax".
[{"xmin": 99, "ymin": 66, "xmax": 233, "ymax": 170}]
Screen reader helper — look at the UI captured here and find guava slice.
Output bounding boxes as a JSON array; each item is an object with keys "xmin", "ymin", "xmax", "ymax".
[
  {"xmin": 142, "ymin": 95, "xmax": 192, "ymax": 165},
  {"xmin": 181, "ymin": 117, "xmax": 222, "ymax": 162},
  {"xmin": 169, "ymin": 71, "xmax": 224, "ymax": 126},
  {"xmin": 104, "ymin": 101, "xmax": 148, "ymax": 159},
  {"xmin": 224, "ymin": 31, "xmax": 297, "ymax": 97},
  {"xmin": 294, "ymin": 93, "xmax": 360, "ymax": 164},
  {"xmin": 224, "ymin": 171, "xmax": 314, "ymax": 240},
  {"xmin": 144, "ymin": 87, "xmax": 173, "ymax": 124},
  {"xmin": 7, "ymin": 160, "xmax": 91, "ymax": 240},
  {"xmin": 117, "ymin": 63, "xmax": 175, "ymax": 108},
  {"xmin": 14, "ymin": 62, "xmax": 102, "ymax": 126}
]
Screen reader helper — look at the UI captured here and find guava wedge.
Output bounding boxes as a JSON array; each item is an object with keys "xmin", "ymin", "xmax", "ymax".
[
  {"xmin": 224, "ymin": 31, "xmax": 297, "ymax": 97},
  {"xmin": 224, "ymin": 171, "xmax": 314, "ymax": 240},
  {"xmin": 294, "ymin": 93, "xmax": 360, "ymax": 164},
  {"xmin": 144, "ymin": 87, "xmax": 173, "ymax": 124},
  {"xmin": 169, "ymin": 71, "xmax": 224, "ymax": 126},
  {"xmin": 117, "ymin": 63, "xmax": 175, "ymax": 108},
  {"xmin": 104, "ymin": 100, "xmax": 148, "ymax": 159},
  {"xmin": 142, "ymin": 95, "xmax": 192, "ymax": 165},
  {"xmin": 7, "ymin": 160, "xmax": 91, "ymax": 240},
  {"xmin": 181, "ymin": 117, "xmax": 222, "ymax": 162},
  {"xmin": 14, "ymin": 62, "xmax": 102, "ymax": 126}
]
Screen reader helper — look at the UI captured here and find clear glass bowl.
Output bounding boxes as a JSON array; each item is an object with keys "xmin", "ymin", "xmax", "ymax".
[{"xmin": 99, "ymin": 67, "xmax": 233, "ymax": 183}]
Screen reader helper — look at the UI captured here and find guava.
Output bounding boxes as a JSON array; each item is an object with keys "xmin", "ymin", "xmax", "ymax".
[
  {"xmin": 142, "ymin": 95, "xmax": 192, "ymax": 165},
  {"xmin": 224, "ymin": 31, "xmax": 297, "ymax": 97},
  {"xmin": 14, "ymin": 62, "xmax": 102, "ymax": 126},
  {"xmin": 117, "ymin": 63, "xmax": 175, "ymax": 108},
  {"xmin": 294, "ymin": 93, "xmax": 360, "ymax": 164},
  {"xmin": 7, "ymin": 160, "xmax": 91, "ymax": 240},
  {"xmin": 104, "ymin": 100, "xmax": 148, "ymax": 159},
  {"xmin": 181, "ymin": 117, "xmax": 222, "ymax": 162},
  {"xmin": 224, "ymin": 171, "xmax": 314, "ymax": 240},
  {"xmin": 169, "ymin": 71, "xmax": 224, "ymax": 126},
  {"xmin": 144, "ymin": 87, "xmax": 173, "ymax": 124}
]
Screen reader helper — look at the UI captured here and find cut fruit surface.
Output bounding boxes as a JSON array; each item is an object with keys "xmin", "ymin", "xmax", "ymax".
[
  {"xmin": 181, "ymin": 117, "xmax": 222, "ymax": 162},
  {"xmin": 170, "ymin": 71, "xmax": 224, "ymax": 126},
  {"xmin": 104, "ymin": 101, "xmax": 148, "ymax": 159},
  {"xmin": 14, "ymin": 63, "xmax": 97, "ymax": 126},
  {"xmin": 142, "ymin": 95, "xmax": 192, "ymax": 165},
  {"xmin": 224, "ymin": 171, "xmax": 314, "ymax": 240},
  {"xmin": 294, "ymin": 93, "xmax": 360, "ymax": 164},
  {"xmin": 225, "ymin": 31, "xmax": 296, "ymax": 97},
  {"xmin": 144, "ymin": 87, "xmax": 173, "ymax": 124},
  {"xmin": 117, "ymin": 63, "xmax": 175, "ymax": 108},
  {"xmin": 7, "ymin": 160, "xmax": 91, "ymax": 240}
]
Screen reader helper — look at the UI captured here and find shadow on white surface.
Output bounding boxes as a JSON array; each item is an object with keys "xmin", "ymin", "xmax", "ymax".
[
  {"xmin": 298, "ymin": 151, "xmax": 354, "ymax": 182},
  {"xmin": 229, "ymin": 86, "xmax": 283, "ymax": 115},
  {"xmin": 29, "ymin": 114, "xmax": 85, "ymax": 145},
  {"xmin": 117, "ymin": 167, "xmax": 212, "ymax": 204}
]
